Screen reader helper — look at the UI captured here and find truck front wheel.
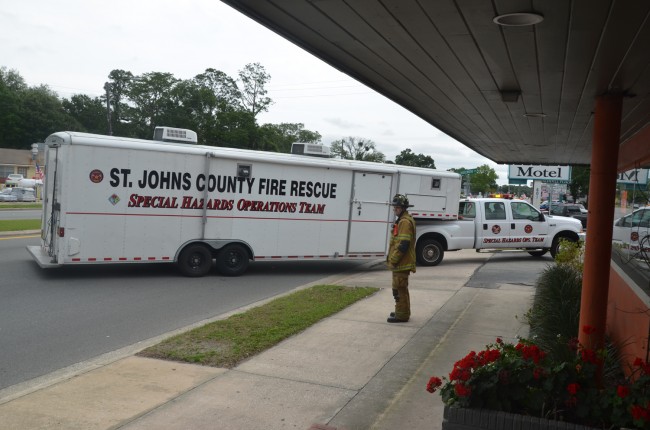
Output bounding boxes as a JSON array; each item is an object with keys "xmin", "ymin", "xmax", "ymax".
[
  {"xmin": 178, "ymin": 244, "xmax": 213, "ymax": 277},
  {"xmin": 528, "ymin": 250, "xmax": 548, "ymax": 257},
  {"xmin": 550, "ymin": 236, "xmax": 577, "ymax": 259},
  {"xmin": 215, "ymin": 243, "xmax": 250, "ymax": 276},
  {"xmin": 417, "ymin": 239, "xmax": 444, "ymax": 266}
]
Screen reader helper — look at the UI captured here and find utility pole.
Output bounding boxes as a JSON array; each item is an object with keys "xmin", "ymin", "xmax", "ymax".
[{"xmin": 104, "ymin": 82, "xmax": 113, "ymax": 136}]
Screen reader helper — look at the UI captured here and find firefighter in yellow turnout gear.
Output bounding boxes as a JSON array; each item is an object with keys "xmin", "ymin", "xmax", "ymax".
[{"xmin": 387, "ymin": 194, "xmax": 416, "ymax": 323}]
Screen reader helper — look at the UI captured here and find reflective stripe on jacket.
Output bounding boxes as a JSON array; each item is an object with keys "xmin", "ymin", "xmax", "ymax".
[{"xmin": 388, "ymin": 211, "xmax": 416, "ymax": 272}]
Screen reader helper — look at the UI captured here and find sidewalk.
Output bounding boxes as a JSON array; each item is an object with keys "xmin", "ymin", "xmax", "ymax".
[{"xmin": 0, "ymin": 249, "xmax": 535, "ymax": 430}]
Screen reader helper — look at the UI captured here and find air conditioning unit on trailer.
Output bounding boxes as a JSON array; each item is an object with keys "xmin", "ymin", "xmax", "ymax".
[
  {"xmin": 291, "ymin": 143, "xmax": 331, "ymax": 158},
  {"xmin": 153, "ymin": 127, "xmax": 198, "ymax": 144}
]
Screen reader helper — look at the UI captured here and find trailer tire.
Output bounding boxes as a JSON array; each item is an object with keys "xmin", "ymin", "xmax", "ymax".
[
  {"xmin": 215, "ymin": 243, "xmax": 250, "ymax": 276},
  {"xmin": 550, "ymin": 235, "xmax": 577, "ymax": 259},
  {"xmin": 528, "ymin": 249, "xmax": 548, "ymax": 257},
  {"xmin": 178, "ymin": 244, "xmax": 213, "ymax": 277},
  {"xmin": 417, "ymin": 238, "xmax": 444, "ymax": 266}
]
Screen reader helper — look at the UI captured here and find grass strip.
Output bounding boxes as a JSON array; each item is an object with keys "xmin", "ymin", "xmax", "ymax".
[
  {"xmin": 138, "ymin": 284, "xmax": 377, "ymax": 368},
  {"xmin": 0, "ymin": 219, "xmax": 41, "ymax": 232}
]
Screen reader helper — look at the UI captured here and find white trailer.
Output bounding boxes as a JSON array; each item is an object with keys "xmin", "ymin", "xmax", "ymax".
[{"xmin": 27, "ymin": 130, "xmax": 461, "ymax": 276}]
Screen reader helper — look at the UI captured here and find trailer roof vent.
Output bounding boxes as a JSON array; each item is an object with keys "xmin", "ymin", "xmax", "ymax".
[
  {"xmin": 153, "ymin": 127, "xmax": 198, "ymax": 144},
  {"xmin": 291, "ymin": 143, "xmax": 331, "ymax": 158}
]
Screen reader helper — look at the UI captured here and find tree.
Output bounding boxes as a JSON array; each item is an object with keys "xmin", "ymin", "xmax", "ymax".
[
  {"xmin": 62, "ymin": 94, "xmax": 106, "ymax": 134},
  {"xmin": 106, "ymin": 69, "xmax": 135, "ymax": 136},
  {"xmin": 257, "ymin": 123, "xmax": 321, "ymax": 153},
  {"xmin": 0, "ymin": 68, "xmax": 81, "ymax": 148},
  {"xmin": 394, "ymin": 148, "xmax": 436, "ymax": 168},
  {"xmin": 469, "ymin": 164, "xmax": 499, "ymax": 194},
  {"xmin": 330, "ymin": 136, "xmax": 385, "ymax": 162},
  {"xmin": 236, "ymin": 63, "xmax": 272, "ymax": 117},
  {"xmin": 125, "ymin": 72, "xmax": 180, "ymax": 138},
  {"xmin": 568, "ymin": 165, "xmax": 590, "ymax": 203}
]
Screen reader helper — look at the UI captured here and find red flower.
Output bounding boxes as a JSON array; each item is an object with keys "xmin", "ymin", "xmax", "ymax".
[
  {"xmin": 582, "ymin": 325, "xmax": 596, "ymax": 335},
  {"xmin": 617, "ymin": 385, "xmax": 630, "ymax": 398},
  {"xmin": 426, "ymin": 376, "xmax": 442, "ymax": 393},
  {"xmin": 567, "ymin": 383, "xmax": 580, "ymax": 395},
  {"xmin": 580, "ymin": 348, "xmax": 600, "ymax": 365},
  {"xmin": 631, "ymin": 405, "xmax": 650, "ymax": 421},
  {"xmin": 634, "ymin": 357, "xmax": 645, "ymax": 367},
  {"xmin": 496, "ymin": 337, "xmax": 503, "ymax": 344},
  {"xmin": 533, "ymin": 367, "xmax": 544, "ymax": 380},
  {"xmin": 454, "ymin": 383, "xmax": 471, "ymax": 397}
]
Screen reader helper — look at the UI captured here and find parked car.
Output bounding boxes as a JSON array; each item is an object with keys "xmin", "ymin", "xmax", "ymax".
[
  {"xmin": 612, "ymin": 206, "xmax": 650, "ymax": 258},
  {"xmin": 8, "ymin": 187, "xmax": 36, "ymax": 202},
  {"xmin": 549, "ymin": 203, "xmax": 588, "ymax": 228},
  {"xmin": 5, "ymin": 174, "xmax": 24, "ymax": 186},
  {"xmin": 539, "ymin": 200, "xmax": 560, "ymax": 214},
  {"xmin": 0, "ymin": 188, "xmax": 18, "ymax": 202}
]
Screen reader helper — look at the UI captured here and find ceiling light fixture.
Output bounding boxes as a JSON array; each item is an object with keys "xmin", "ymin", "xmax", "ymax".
[
  {"xmin": 493, "ymin": 13, "xmax": 544, "ymax": 27},
  {"xmin": 523, "ymin": 113, "xmax": 547, "ymax": 118}
]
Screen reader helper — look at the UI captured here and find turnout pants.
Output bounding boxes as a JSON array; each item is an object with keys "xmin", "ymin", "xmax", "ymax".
[{"xmin": 392, "ymin": 271, "xmax": 411, "ymax": 321}]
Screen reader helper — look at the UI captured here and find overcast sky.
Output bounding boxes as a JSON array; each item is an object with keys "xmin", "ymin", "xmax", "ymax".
[{"xmin": 1, "ymin": 0, "xmax": 511, "ymax": 184}]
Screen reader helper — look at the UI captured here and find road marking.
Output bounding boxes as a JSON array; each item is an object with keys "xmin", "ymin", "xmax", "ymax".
[{"xmin": 0, "ymin": 234, "xmax": 39, "ymax": 240}]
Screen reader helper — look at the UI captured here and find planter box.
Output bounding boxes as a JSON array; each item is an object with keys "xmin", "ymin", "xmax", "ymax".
[{"xmin": 442, "ymin": 406, "xmax": 598, "ymax": 430}]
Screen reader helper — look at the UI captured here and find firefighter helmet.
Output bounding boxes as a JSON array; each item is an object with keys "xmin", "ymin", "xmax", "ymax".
[{"xmin": 391, "ymin": 194, "xmax": 412, "ymax": 208}]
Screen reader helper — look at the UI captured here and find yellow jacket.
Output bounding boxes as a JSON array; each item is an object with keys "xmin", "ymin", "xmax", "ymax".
[{"xmin": 388, "ymin": 211, "xmax": 416, "ymax": 272}]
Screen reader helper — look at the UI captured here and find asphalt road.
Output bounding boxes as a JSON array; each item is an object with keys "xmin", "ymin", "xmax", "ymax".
[
  {"xmin": 0, "ymin": 208, "xmax": 41, "ymax": 221},
  {"xmin": 0, "ymin": 234, "xmax": 368, "ymax": 391}
]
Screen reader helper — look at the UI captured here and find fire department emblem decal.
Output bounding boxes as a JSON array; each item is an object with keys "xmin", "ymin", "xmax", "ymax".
[
  {"xmin": 108, "ymin": 194, "xmax": 120, "ymax": 205},
  {"xmin": 89, "ymin": 169, "xmax": 104, "ymax": 183},
  {"xmin": 631, "ymin": 231, "xmax": 639, "ymax": 242},
  {"xmin": 524, "ymin": 225, "xmax": 533, "ymax": 234},
  {"xmin": 491, "ymin": 225, "xmax": 501, "ymax": 234}
]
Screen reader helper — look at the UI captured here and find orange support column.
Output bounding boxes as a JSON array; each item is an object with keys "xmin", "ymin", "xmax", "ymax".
[{"xmin": 579, "ymin": 94, "xmax": 622, "ymax": 354}]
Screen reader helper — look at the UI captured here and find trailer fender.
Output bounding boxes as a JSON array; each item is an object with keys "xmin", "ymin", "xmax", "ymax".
[{"xmin": 202, "ymin": 239, "xmax": 254, "ymax": 259}]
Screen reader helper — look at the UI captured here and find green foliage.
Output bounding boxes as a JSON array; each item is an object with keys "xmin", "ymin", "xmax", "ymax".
[
  {"xmin": 569, "ymin": 166, "xmax": 590, "ymax": 204},
  {"xmin": 0, "ymin": 64, "xmax": 323, "ymax": 153},
  {"xmin": 257, "ymin": 122, "xmax": 322, "ymax": 153},
  {"xmin": 0, "ymin": 67, "xmax": 82, "ymax": 148},
  {"xmin": 236, "ymin": 62, "xmax": 273, "ymax": 117},
  {"xmin": 394, "ymin": 148, "xmax": 436, "ymax": 168},
  {"xmin": 138, "ymin": 285, "xmax": 377, "ymax": 368},
  {"xmin": 469, "ymin": 164, "xmax": 499, "ymax": 194},
  {"xmin": 330, "ymin": 136, "xmax": 385, "ymax": 162},
  {"xmin": 526, "ymin": 263, "xmax": 582, "ymax": 362}
]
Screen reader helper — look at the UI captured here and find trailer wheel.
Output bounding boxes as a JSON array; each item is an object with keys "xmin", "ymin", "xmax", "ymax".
[
  {"xmin": 528, "ymin": 249, "xmax": 548, "ymax": 257},
  {"xmin": 178, "ymin": 244, "xmax": 213, "ymax": 277},
  {"xmin": 215, "ymin": 243, "xmax": 250, "ymax": 276},
  {"xmin": 550, "ymin": 236, "xmax": 577, "ymax": 259},
  {"xmin": 417, "ymin": 238, "xmax": 444, "ymax": 266}
]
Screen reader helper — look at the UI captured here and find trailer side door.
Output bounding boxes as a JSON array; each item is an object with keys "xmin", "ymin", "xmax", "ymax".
[{"xmin": 347, "ymin": 172, "xmax": 392, "ymax": 253}]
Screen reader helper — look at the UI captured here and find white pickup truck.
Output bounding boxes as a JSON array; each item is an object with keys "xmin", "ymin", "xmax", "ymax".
[{"xmin": 414, "ymin": 198, "xmax": 584, "ymax": 266}]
